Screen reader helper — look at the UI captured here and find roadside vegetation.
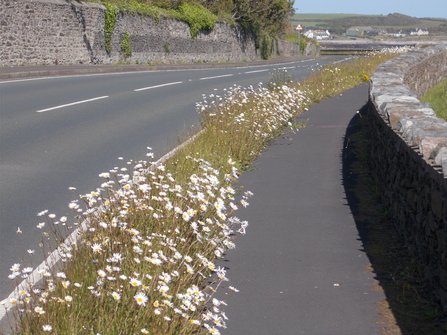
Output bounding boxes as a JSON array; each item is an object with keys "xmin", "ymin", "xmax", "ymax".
[
  {"xmin": 99, "ymin": 0, "xmax": 294, "ymax": 59},
  {"xmin": 421, "ymin": 78, "xmax": 447, "ymax": 121},
  {"xmin": 3, "ymin": 48, "xmax": 412, "ymax": 335}
]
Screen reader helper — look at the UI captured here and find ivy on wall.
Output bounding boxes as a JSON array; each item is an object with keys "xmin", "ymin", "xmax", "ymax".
[
  {"xmin": 259, "ymin": 32, "xmax": 273, "ymax": 60},
  {"xmin": 120, "ymin": 31, "xmax": 132, "ymax": 58},
  {"xmin": 104, "ymin": 2, "xmax": 118, "ymax": 53}
]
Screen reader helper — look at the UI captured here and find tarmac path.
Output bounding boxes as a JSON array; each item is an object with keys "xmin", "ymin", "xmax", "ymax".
[{"xmin": 217, "ymin": 83, "xmax": 387, "ymax": 335}]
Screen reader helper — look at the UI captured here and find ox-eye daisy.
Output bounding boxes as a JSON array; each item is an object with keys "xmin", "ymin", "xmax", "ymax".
[
  {"xmin": 42, "ymin": 325, "xmax": 52, "ymax": 332},
  {"xmin": 91, "ymin": 243, "xmax": 102, "ymax": 253},
  {"xmin": 130, "ymin": 278, "xmax": 142, "ymax": 287},
  {"xmin": 111, "ymin": 292, "xmax": 121, "ymax": 301},
  {"xmin": 134, "ymin": 292, "xmax": 148, "ymax": 306}
]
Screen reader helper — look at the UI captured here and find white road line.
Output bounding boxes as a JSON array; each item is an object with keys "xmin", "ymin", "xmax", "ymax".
[
  {"xmin": 200, "ymin": 74, "xmax": 233, "ymax": 80},
  {"xmin": 36, "ymin": 96, "xmax": 109, "ymax": 113},
  {"xmin": 244, "ymin": 69, "xmax": 270, "ymax": 74},
  {"xmin": 278, "ymin": 66, "xmax": 296, "ymax": 70},
  {"xmin": 134, "ymin": 81, "xmax": 183, "ymax": 91}
]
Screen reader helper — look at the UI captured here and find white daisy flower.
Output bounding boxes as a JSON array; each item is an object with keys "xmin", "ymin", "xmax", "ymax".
[
  {"xmin": 130, "ymin": 278, "xmax": 142, "ymax": 287},
  {"xmin": 134, "ymin": 292, "xmax": 148, "ymax": 306},
  {"xmin": 42, "ymin": 325, "xmax": 52, "ymax": 332},
  {"xmin": 111, "ymin": 292, "xmax": 121, "ymax": 301},
  {"xmin": 91, "ymin": 243, "xmax": 102, "ymax": 253}
]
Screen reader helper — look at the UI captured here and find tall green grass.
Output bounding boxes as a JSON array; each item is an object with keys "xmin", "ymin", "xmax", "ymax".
[{"xmin": 421, "ymin": 78, "xmax": 447, "ymax": 121}]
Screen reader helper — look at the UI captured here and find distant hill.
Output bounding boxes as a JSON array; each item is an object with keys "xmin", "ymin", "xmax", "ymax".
[
  {"xmin": 331, "ymin": 13, "xmax": 421, "ymax": 26},
  {"xmin": 289, "ymin": 13, "xmax": 447, "ymax": 35}
]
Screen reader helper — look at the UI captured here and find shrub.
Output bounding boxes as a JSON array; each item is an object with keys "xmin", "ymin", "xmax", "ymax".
[
  {"xmin": 120, "ymin": 31, "xmax": 132, "ymax": 58},
  {"xmin": 176, "ymin": 2, "xmax": 217, "ymax": 39}
]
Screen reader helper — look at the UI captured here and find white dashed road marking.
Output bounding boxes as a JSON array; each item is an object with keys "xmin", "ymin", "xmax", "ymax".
[
  {"xmin": 134, "ymin": 81, "xmax": 183, "ymax": 92},
  {"xmin": 36, "ymin": 96, "xmax": 109, "ymax": 113}
]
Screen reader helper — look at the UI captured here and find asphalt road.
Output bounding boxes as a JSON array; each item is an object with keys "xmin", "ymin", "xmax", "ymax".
[{"xmin": 0, "ymin": 56, "xmax": 352, "ymax": 300}]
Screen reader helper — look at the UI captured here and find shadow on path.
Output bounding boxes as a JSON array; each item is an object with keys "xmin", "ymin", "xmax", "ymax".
[{"xmin": 341, "ymin": 103, "xmax": 447, "ymax": 334}]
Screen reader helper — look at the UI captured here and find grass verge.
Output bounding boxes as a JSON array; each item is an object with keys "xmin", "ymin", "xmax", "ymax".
[
  {"xmin": 2, "ymin": 47, "xmax": 412, "ymax": 335},
  {"xmin": 421, "ymin": 78, "xmax": 447, "ymax": 121}
]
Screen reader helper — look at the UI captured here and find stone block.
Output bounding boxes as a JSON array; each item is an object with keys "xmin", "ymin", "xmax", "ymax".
[
  {"xmin": 431, "ymin": 189, "xmax": 444, "ymax": 219},
  {"xmin": 387, "ymin": 110, "xmax": 428, "ymax": 129},
  {"xmin": 419, "ymin": 136, "xmax": 447, "ymax": 159},
  {"xmin": 428, "ymin": 142, "xmax": 447, "ymax": 166},
  {"xmin": 440, "ymin": 269, "xmax": 447, "ymax": 290},
  {"xmin": 437, "ymin": 230, "xmax": 446, "ymax": 254},
  {"xmin": 443, "ymin": 155, "xmax": 447, "ymax": 177}
]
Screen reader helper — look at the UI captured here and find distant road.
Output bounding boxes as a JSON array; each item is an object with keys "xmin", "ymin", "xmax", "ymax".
[{"xmin": 0, "ymin": 56, "xmax": 351, "ymax": 300}]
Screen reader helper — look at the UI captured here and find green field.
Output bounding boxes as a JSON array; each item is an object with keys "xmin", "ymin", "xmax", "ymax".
[
  {"xmin": 289, "ymin": 13, "xmax": 447, "ymax": 35},
  {"xmin": 290, "ymin": 13, "xmax": 376, "ymax": 25},
  {"xmin": 421, "ymin": 79, "xmax": 447, "ymax": 121}
]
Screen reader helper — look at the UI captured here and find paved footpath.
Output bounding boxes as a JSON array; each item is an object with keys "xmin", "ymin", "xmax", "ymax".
[{"xmin": 217, "ymin": 83, "xmax": 387, "ymax": 335}]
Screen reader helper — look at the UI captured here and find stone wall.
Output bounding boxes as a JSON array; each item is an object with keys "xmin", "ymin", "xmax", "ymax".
[
  {"xmin": 0, "ymin": 0, "xmax": 300, "ymax": 66},
  {"xmin": 404, "ymin": 48, "xmax": 447, "ymax": 98},
  {"xmin": 0, "ymin": 0, "xmax": 103, "ymax": 65},
  {"xmin": 98, "ymin": 12, "xmax": 260, "ymax": 64},
  {"xmin": 273, "ymin": 38, "xmax": 319, "ymax": 57},
  {"xmin": 303, "ymin": 42, "xmax": 319, "ymax": 56},
  {"xmin": 368, "ymin": 44, "xmax": 447, "ymax": 311}
]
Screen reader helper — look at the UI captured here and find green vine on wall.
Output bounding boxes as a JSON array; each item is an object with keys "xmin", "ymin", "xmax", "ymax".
[
  {"xmin": 104, "ymin": 2, "xmax": 118, "ymax": 53},
  {"xmin": 250, "ymin": 25, "xmax": 273, "ymax": 60},
  {"xmin": 260, "ymin": 33, "xmax": 273, "ymax": 60},
  {"xmin": 120, "ymin": 31, "xmax": 132, "ymax": 58},
  {"xmin": 241, "ymin": 22, "xmax": 275, "ymax": 60}
]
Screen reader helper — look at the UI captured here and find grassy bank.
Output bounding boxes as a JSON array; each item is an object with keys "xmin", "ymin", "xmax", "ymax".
[
  {"xmin": 3, "ymin": 49, "xmax": 409, "ymax": 335},
  {"xmin": 421, "ymin": 78, "xmax": 447, "ymax": 121}
]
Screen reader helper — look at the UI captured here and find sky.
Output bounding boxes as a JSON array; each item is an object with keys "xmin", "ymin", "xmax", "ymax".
[{"xmin": 294, "ymin": 0, "xmax": 447, "ymax": 19}]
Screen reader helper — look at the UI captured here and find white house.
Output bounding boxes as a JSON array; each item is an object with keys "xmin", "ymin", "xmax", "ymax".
[
  {"xmin": 394, "ymin": 30, "xmax": 409, "ymax": 37},
  {"xmin": 410, "ymin": 28, "xmax": 429, "ymax": 36},
  {"xmin": 303, "ymin": 29, "xmax": 331, "ymax": 40}
]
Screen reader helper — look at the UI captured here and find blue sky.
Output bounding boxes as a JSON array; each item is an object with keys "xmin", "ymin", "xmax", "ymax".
[{"xmin": 294, "ymin": 0, "xmax": 447, "ymax": 19}]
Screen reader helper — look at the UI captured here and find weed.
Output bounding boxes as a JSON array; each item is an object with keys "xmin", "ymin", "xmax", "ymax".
[
  {"xmin": 266, "ymin": 69, "xmax": 295, "ymax": 91},
  {"xmin": 120, "ymin": 31, "xmax": 132, "ymax": 58}
]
